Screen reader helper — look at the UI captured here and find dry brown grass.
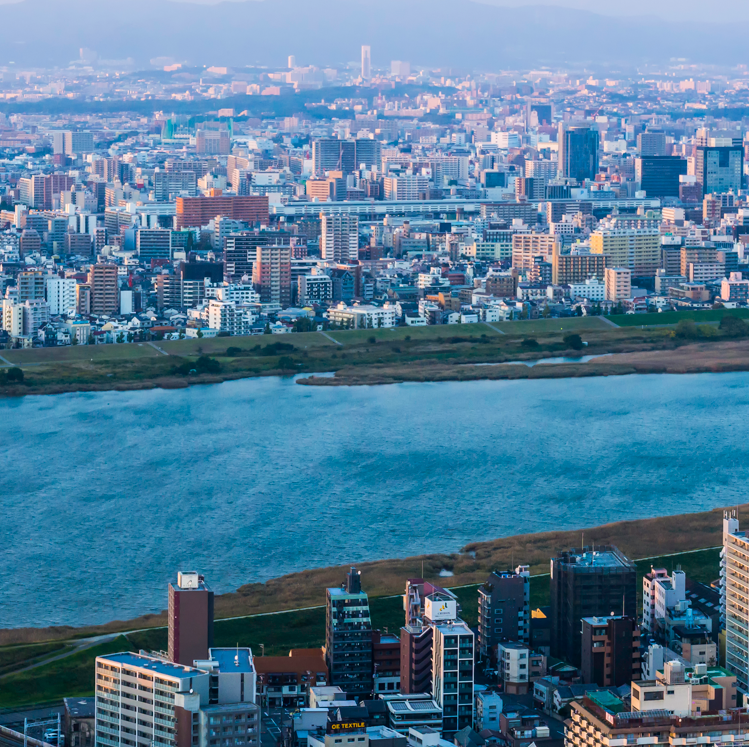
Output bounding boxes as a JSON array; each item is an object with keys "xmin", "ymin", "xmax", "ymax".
[{"xmin": 1, "ymin": 502, "xmax": 735, "ymax": 647}]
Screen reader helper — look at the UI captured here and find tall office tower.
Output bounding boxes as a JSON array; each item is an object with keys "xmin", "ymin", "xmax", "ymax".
[
  {"xmin": 252, "ymin": 244, "xmax": 291, "ymax": 306},
  {"xmin": 637, "ymin": 131, "xmax": 668, "ymax": 156},
  {"xmin": 288, "ymin": 55, "xmax": 296, "ymax": 68},
  {"xmin": 312, "ymin": 138, "xmax": 357, "ymax": 175},
  {"xmin": 196, "ymin": 129, "xmax": 231, "ymax": 155},
  {"xmin": 425, "ymin": 592, "xmax": 474, "ymax": 735},
  {"xmin": 696, "ymin": 133, "xmax": 743, "ymax": 195},
  {"xmin": 722, "ymin": 510, "xmax": 749, "ymax": 692},
  {"xmin": 526, "ymin": 100, "xmax": 553, "ymax": 127},
  {"xmin": 88, "ymin": 264, "xmax": 119, "ymax": 315},
  {"xmin": 550, "ymin": 546, "xmax": 636, "ymax": 667},
  {"xmin": 391, "ymin": 60, "xmax": 411, "ymax": 78},
  {"xmin": 635, "ymin": 156, "xmax": 688, "ymax": 198},
  {"xmin": 18, "ymin": 270, "xmax": 45, "ymax": 302},
  {"xmin": 326, "ymin": 567, "xmax": 373, "ymax": 699},
  {"xmin": 361, "ymin": 45, "xmax": 371, "ymax": 79},
  {"xmin": 558, "ymin": 123, "xmax": 599, "ymax": 182},
  {"xmin": 580, "ymin": 616, "xmax": 641, "ymax": 687},
  {"xmin": 168, "ymin": 571, "xmax": 215, "ymax": 666},
  {"xmin": 477, "ymin": 566, "xmax": 530, "ymax": 658},
  {"xmin": 590, "ymin": 224, "xmax": 661, "ymax": 278},
  {"xmin": 137, "ymin": 228, "xmax": 172, "ymax": 265},
  {"xmin": 354, "ymin": 138, "xmax": 381, "ymax": 170},
  {"xmin": 321, "ymin": 214, "xmax": 359, "ymax": 262},
  {"xmin": 63, "ymin": 131, "xmax": 95, "ymax": 155},
  {"xmin": 95, "ymin": 649, "xmax": 260, "ymax": 747},
  {"xmin": 524, "ymin": 158, "xmax": 558, "ymax": 185}
]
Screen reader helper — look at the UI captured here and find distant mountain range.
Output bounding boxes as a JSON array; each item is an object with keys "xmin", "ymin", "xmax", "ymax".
[{"xmin": 0, "ymin": 0, "xmax": 747, "ymax": 70}]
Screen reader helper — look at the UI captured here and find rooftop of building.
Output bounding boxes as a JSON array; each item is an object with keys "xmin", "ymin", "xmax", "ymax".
[
  {"xmin": 556, "ymin": 545, "xmax": 633, "ymax": 570},
  {"xmin": 64, "ymin": 697, "xmax": 95, "ymax": 719},
  {"xmin": 586, "ymin": 691, "xmax": 627, "ymax": 714},
  {"xmin": 206, "ymin": 647, "xmax": 253, "ymax": 674},
  {"xmin": 97, "ymin": 652, "xmax": 204, "ymax": 679},
  {"xmin": 582, "ymin": 615, "xmax": 631, "ymax": 625}
]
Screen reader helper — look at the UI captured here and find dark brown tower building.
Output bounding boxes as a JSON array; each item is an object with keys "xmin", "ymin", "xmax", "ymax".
[{"xmin": 168, "ymin": 571, "xmax": 214, "ymax": 666}]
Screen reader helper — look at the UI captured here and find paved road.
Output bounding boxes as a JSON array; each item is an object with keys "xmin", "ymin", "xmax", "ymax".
[
  {"xmin": 483, "ymin": 322, "xmax": 506, "ymax": 335},
  {"xmin": 598, "ymin": 316, "xmax": 620, "ymax": 328},
  {"xmin": 146, "ymin": 341, "xmax": 170, "ymax": 356},
  {"xmin": 317, "ymin": 331, "xmax": 342, "ymax": 346}
]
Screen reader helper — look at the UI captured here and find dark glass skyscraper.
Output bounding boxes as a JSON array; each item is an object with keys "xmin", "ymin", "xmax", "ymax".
[{"xmin": 558, "ymin": 124, "xmax": 600, "ymax": 183}]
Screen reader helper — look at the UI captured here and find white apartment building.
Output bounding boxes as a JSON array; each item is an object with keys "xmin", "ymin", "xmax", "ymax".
[
  {"xmin": 327, "ymin": 302, "xmax": 396, "ymax": 329},
  {"xmin": 298, "ymin": 274, "xmax": 333, "ymax": 305},
  {"xmin": 475, "ymin": 691, "xmax": 502, "ymax": 732},
  {"xmin": 604, "ymin": 267, "xmax": 631, "ymax": 301},
  {"xmin": 569, "ymin": 278, "xmax": 605, "ymax": 302},
  {"xmin": 427, "ymin": 593, "xmax": 474, "ymax": 735},
  {"xmin": 490, "ymin": 131, "xmax": 521, "ymax": 149},
  {"xmin": 321, "ymin": 214, "xmax": 358, "ymax": 262},
  {"xmin": 206, "ymin": 300, "xmax": 257, "ymax": 336},
  {"xmin": 642, "ymin": 567, "xmax": 686, "ymax": 637},
  {"xmin": 206, "ymin": 284, "xmax": 260, "ymax": 305},
  {"xmin": 383, "ymin": 175, "xmax": 430, "ymax": 201},
  {"xmin": 722, "ymin": 510, "xmax": 749, "ymax": 692},
  {"xmin": 2, "ymin": 299, "xmax": 23, "ymax": 337},
  {"xmin": 46, "ymin": 276, "xmax": 77, "ymax": 315},
  {"xmin": 95, "ymin": 649, "xmax": 259, "ymax": 747}
]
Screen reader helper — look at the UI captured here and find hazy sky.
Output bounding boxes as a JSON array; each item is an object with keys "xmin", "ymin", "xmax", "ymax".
[{"xmin": 0, "ymin": 0, "xmax": 746, "ymax": 23}]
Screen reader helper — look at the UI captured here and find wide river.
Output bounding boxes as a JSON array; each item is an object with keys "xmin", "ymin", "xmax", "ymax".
[{"xmin": 2, "ymin": 372, "xmax": 747, "ymax": 629}]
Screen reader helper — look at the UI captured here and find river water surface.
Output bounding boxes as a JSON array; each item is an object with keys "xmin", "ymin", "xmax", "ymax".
[{"xmin": 2, "ymin": 372, "xmax": 747, "ymax": 629}]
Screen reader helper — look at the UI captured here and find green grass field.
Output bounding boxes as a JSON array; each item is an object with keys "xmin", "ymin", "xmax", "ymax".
[
  {"xmin": 494, "ymin": 317, "xmax": 614, "ymax": 334},
  {"xmin": 160, "ymin": 331, "xmax": 336, "ymax": 355},
  {"xmin": 2, "ymin": 344, "xmax": 161, "ymax": 364},
  {"xmin": 327, "ymin": 323, "xmax": 501, "ymax": 344},
  {"xmin": 609, "ymin": 309, "xmax": 749, "ymax": 328}
]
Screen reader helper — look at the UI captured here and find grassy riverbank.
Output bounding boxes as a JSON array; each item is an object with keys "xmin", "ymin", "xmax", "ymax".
[
  {"xmin": 1, "ymin": 502, "xmax": 736, "ymax": 650},
  {"xmin": 4, "ymin": 312, "xmax": 749, "ymax": 396},
  {"xmin": 0, "ymin": 546, "xmax": 722, "ymax": 709}
]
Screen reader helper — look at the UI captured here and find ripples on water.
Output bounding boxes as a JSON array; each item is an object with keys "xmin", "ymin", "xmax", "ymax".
[{"xmin": 2, "ymin": 372, "xmax": 747, "ymax": 628}]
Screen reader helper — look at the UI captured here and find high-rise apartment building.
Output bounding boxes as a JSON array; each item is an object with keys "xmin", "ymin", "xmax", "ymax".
[
  {"xmin": 168, "ymin": 571, "xmax": 215, "ymax": 667},
  {"xmin": 426, "ymin": 592, "xmax": 474, "ymax": 735},
  {"xmin": 252, "ymin": 244, "xmax": 291, "ymax": 306},
  {"xmin": 551, "ymin": 249, "xmax": 606, "ymax": 285},
  {"xmin": 558, "ymin": 124, "xmax": 599, "ymax": 183},
  {"xmin": 94, "ymin": 648, "xmax": 259, "ymax": 747},
  {"xmin": 511, "ymin": 234, "xmax": 559, "ymax": 272},
  {"xmin": 326, "ymin": 567, "xmax": 373, "ymax": 699},
  {"xmin": 361, "ymin": 45, "xmax": 371, "ymax": 80},
  {"xmin": 642, "ymin": 567, "xmax": 686, "ymax": 639},
  {"xmin": 321, "ymin": 214, "xmax": 359, "ymax": 262},
  {"xmin": 550, "ymin": 546, "xmax": 636, "ymax": 667},
  {"xmin": 477, "ymin": 566, "xmax": 530, "ymax": 659},
  {"xmin": 580, "ymin": 616, "xmax": 641, "ymax": 687},
  {"xmin": 18, "ymin": 270, "xmax": 45, "ymax": 302},
  {"xmin": 46, "ymin": 276, "xmax": 77, "ymax": 315},
  {"xmin": 88, "ymin": 264, "xmax": 119, "ymax": 315},
  {"xmin": 722, "ymin": 510, "xmax": 749, "ymax": 692},
  {"xmin": 604, "ymin": 267, "xmax": 631, "ymax": 301},
  {"xmin": 383, "ymin": 175, "xmax": 430, "ymax": 201},
  {"xmin": 590, "ymin": 225, "xmax": 661, "ymax": 277}
]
